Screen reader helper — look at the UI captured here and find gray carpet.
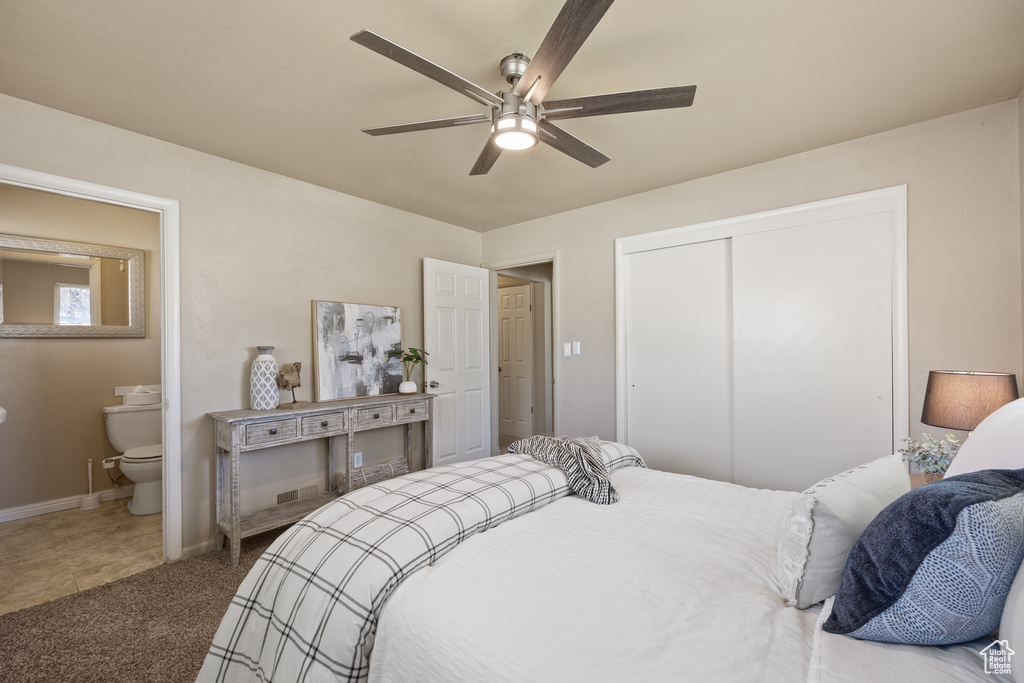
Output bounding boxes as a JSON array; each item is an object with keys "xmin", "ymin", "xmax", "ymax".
[{"xmin": 0, "ymin": 530, "xmax": 282, "ymax": 683}]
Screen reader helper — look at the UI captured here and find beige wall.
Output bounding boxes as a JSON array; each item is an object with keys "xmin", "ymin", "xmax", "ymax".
[
  {"xmin": 483, "ymin": 101, "xmax": 1023, "ymax": 450},
  {"xmin": 1019, "ymin": 89, "xmax": 1024, "ymax": 379},
  {"xmin": 0, "ymin": 184, "xmax": 161, "ymax": 507},
  {"xmin": 0, "ymin": 94, "xmax": 481, "ymax": 553},
  {"xmin": 100, "ymin": 258, "xmax": 129, "ymax": 326}
]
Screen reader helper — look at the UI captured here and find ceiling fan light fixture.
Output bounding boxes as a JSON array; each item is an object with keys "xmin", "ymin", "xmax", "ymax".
[
  {"xmin": 492, "ymin": 113, "xmax": 538, "ymax": 150},
  {"xmin": 353, "ymin": 0, "xmax": 697, "ymax": 175}
]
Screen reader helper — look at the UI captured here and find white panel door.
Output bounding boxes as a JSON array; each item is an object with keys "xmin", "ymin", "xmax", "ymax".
[
  {"xmin": 423, "ymin": 258, "xmax": 490, "ymax": 467},
  {"xmin": 732, "ymin": 214, "xmax": 894, "ymax": 491},
  {"xmin": 623, "ymin": 239, "xmax": 734, "ymax": 479},
  {"xmin": 498, "ymin": 285, "xmax": 534, "ymax": 440}
]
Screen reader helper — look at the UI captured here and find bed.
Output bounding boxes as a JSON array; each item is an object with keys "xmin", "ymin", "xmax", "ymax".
[{"xmin": 197, "ymin": 404, "xmax": 1024, "ymax": 683}]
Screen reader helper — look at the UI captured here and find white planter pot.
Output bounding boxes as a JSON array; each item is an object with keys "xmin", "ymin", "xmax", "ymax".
[{"xmin": 398, "ymin": 381, "xmax": 417, "ymax": 395}]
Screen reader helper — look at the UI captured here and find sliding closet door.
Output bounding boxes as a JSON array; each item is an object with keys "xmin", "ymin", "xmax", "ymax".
[
  {"xmin": 623, "ymin": 239, "xmax": 734, "ymax": 479},
  {"xmin": 616, "ymin": 186, "xmax": 907, "ymax": 492},
  {"xmin": 731, "ymin": 214, "xmax": 894, "ymax": 491}
]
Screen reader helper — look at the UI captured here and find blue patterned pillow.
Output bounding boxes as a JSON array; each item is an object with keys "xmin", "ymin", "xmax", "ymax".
[{"xmin": 823, "ymin": 469, "xmax": 1024, "ymax": 645}]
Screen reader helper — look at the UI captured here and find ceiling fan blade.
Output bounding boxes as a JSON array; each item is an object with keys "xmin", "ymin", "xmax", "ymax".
[
  {"xmin": 351, "ymin": 30, "xmax": 503, "ymax": 107},
  {"xmin": 512, "ymin": 0, "xmax": 614, "ymax": 105},
  {"xmin": 543, "ymin": 85, "xmax": 697, "ymax": 121},
  {"xmin": 470, "ymin": 139, "xmax": 503, "ymax": 176},
  {"xmin": 538, "ymin": 120, "xmax": 610, "ymax": 168},
  {"xmin": 363, "ymin": 114, "xmax": 490, "ymax": 136}
]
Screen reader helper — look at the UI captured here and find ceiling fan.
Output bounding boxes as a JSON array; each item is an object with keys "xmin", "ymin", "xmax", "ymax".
[{"xmin": 350, "ymin": 0, "xmax": 697, "ymax": 176}]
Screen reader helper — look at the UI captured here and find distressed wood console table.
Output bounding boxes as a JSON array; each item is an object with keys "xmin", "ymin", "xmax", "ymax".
[{"xmin": 209, "ymin": 394, "xmax": 434, "ymax": 565}]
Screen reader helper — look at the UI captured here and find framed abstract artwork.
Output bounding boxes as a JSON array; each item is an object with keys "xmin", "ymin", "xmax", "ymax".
[{"xmin": 312, "ymin": 300, "xmax": 403, "ymax": 401}]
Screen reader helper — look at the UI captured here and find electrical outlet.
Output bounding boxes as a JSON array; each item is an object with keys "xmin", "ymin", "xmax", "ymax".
[
  {"xmin": 563, "ymin": 342, "xmax": 572, "ymax": 356},
  {"xmin": 354, "ymin": 452, "xmax": 363, "ymax": 468}
]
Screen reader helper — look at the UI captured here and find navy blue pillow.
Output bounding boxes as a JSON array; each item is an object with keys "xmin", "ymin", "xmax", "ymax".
[{"xmin": 823, "ymin": 469, "xmax": 1024, "ymax": 645}]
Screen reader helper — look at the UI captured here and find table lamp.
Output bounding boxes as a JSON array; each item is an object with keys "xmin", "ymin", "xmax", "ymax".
[{"xmin": 921, "ymin": 370, "xmax": 1019, "ymax": 432}]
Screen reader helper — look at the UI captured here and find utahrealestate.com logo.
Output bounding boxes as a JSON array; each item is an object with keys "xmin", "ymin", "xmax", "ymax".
[{"xmin": 981, "ymin": 639, "xmax": 1015, "ymax": 676}]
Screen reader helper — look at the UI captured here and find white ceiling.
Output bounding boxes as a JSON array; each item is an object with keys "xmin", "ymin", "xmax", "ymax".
[{"xmin": 1, "ymin": 0, "xmax": 1023, "ymax": 232}]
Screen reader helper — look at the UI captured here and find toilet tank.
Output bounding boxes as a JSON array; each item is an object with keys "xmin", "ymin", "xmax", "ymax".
[{"xmin": 102, "ymin": 403, "xmax": 161, "ymax": 453}]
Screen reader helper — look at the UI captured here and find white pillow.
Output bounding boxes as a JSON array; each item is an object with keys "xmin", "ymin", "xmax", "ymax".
[
  {"xmin": 598, "ymin": 440, "xmax": 646, "ymax": 472},
  {"xmin": 945, "ymin": 396, "xmax": 1024, "ymax": 477},
  {"xmin": 778, "ymin": 455, "xmax": 910, "ymax": 609}
]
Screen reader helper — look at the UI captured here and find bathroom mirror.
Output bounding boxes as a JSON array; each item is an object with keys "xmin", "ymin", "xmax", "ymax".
[{"xmin": 0, "ymin": 232, "xmax": 145, "ymax": 338}]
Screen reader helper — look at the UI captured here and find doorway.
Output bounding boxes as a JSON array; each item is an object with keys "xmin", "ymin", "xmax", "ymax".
[
  {"xmin": 491, "ymin": 260, "xmax": 555, "ymax": 454},
  {"xmin": 0, "ymin": 163, "xmax": 182, "ymax": 564}
]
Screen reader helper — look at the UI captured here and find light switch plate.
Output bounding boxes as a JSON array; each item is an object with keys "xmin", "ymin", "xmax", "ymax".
[
  {"xmin": 563, "ymin": 342, "xmax": 572, "ymax": 356},
  {"xmin": 572, "ymin": 341, "xmax": 581, "ymax": 356}
]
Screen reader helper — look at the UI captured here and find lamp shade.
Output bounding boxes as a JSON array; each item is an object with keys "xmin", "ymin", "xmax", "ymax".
[{"xmin": 921, "ymin": 370, "xmax": 1019, "ymax": 431}]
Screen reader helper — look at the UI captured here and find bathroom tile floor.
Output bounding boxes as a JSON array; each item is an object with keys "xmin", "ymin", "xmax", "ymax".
[{"xmin": 0, "ymin": 498, "xmax": 162, "ymax": 616}]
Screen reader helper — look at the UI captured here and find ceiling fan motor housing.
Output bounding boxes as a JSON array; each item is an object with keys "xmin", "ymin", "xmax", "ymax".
[{"xmin": 499, "ymin": 53, "xmax": 531, "ymax": 85}]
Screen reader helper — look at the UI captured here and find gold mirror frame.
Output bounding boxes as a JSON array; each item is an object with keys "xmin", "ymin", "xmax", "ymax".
[{"xmin": 0, "ymin": 232, "xmax": 145, "ymax": 338}]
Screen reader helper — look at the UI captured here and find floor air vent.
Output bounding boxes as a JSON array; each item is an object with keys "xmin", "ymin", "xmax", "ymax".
[{"xmin": 274, "ymin": 481, "xmax": 323, "ymax": 506}]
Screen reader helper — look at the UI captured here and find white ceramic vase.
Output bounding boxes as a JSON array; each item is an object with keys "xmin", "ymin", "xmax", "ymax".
[
  {"xmin": 398, "ymin": 380, "xmax": 417, "ymax": 395},
  {"xmin": 250, "ymin": 345, "xmax": 280, "ymax": 410}
]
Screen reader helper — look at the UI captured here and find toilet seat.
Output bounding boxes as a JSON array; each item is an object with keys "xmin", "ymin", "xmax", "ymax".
[{"xmin": 122, "ymin": 443, "xmax": 162, "ymax": 463}]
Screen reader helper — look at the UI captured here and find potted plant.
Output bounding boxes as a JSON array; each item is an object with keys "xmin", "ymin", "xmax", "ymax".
[
  {"xmin": 387, "ymin": 347, "xmax": 429, "ymax": 394},
  {"xmin": 898, "ymin": 433, "xmax": 960, "ymax": 483}
]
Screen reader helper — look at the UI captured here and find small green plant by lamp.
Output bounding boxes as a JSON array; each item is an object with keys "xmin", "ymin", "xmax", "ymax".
[
  {"xmin": 898, "ymin": 433, "xmax": 960, "ymax": 483},
  {"xmin": 387, "ymin": 347, "xmax": 429, "ymax": 394}
]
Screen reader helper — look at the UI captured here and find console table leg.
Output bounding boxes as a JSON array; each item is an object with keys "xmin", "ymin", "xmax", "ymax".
[
  {"xmin": 346, "ymin": 426, "xmax": 354, "ymax": 495},
  {"xmin": 230, "ymin": 442, "xmax": 241, "ymax": 566},
  {"xmin": 326, "ymin": 435, "xmax": 335, "ymax": 493},
  {"xmin": 425, "ymin": 406, "xmax": 434, "ymax": 469},
  {"xmin": 405, "ymin": 423, "xmax": 413, "ymax": 472},
  {"xmin": 215, "ymin": 446, "xmax": 226, "ymax": 550}
]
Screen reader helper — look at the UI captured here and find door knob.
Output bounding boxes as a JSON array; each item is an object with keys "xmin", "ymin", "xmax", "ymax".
[{"xmin": 429, "ymin": 380, "xmax": 440, "ymax": 388}]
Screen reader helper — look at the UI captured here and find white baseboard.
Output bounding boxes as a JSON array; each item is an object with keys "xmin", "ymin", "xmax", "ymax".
[{"xmin": 0, "ymin": 485, "xmax": 135, "ymax": 523}]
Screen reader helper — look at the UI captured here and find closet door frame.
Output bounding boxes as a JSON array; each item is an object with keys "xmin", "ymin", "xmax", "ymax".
[{"xmin": 614, "ymin": 185, "xmax": 909, "ymax": 452}]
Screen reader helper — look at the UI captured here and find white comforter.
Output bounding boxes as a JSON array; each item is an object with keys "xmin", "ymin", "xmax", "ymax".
[{"xmin": 370, "ymin": 466, "xmax": 819, "ymax": 682}]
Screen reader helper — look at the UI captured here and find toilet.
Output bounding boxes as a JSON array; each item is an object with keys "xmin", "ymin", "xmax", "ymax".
[{"xmin": 102, "ymin": 400, "xmax": 162, "ymax": 515}]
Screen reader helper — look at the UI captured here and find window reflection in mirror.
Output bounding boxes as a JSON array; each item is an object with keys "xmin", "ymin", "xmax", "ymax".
[{"xmin": 0, "ymin": 248, "xmax": 131, "ymax": 327}]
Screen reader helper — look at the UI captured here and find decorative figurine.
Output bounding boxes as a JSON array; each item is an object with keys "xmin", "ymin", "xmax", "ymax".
[{"xmin": 276, "ymin": 362, "xmax": 309, "ymax": 409}]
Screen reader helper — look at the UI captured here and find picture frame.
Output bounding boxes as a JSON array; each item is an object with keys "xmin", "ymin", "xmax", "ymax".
[{"xmin": 312, "ymin": 300, "xmax": 403, "ymax": 402}]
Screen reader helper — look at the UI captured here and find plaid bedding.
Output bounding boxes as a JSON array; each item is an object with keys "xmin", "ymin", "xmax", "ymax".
[{"xmin": 196, "ymin": 454, "xmax": 571, "ymax": 683}]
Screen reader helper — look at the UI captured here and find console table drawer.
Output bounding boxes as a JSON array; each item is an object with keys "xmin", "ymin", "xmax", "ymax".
[
  {"xmin": 396, "ymin": 400, "xmax": 428, "ymax": 423},
  {"xmin": 356, "ymin": 406, "xmax": 394, "ymax": 429},
  {"xmin": 245, "ymin": 419, "xmax": 297, "ymax": 446},
  {"xmin": 301, "ymin": 412, "xmax": 347, "ymax": 436}
]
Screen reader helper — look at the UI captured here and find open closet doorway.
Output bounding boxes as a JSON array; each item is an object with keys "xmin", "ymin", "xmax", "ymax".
[{"xmin": 492, "ymin": 261, "xmax": 554, "ymax": 454}]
